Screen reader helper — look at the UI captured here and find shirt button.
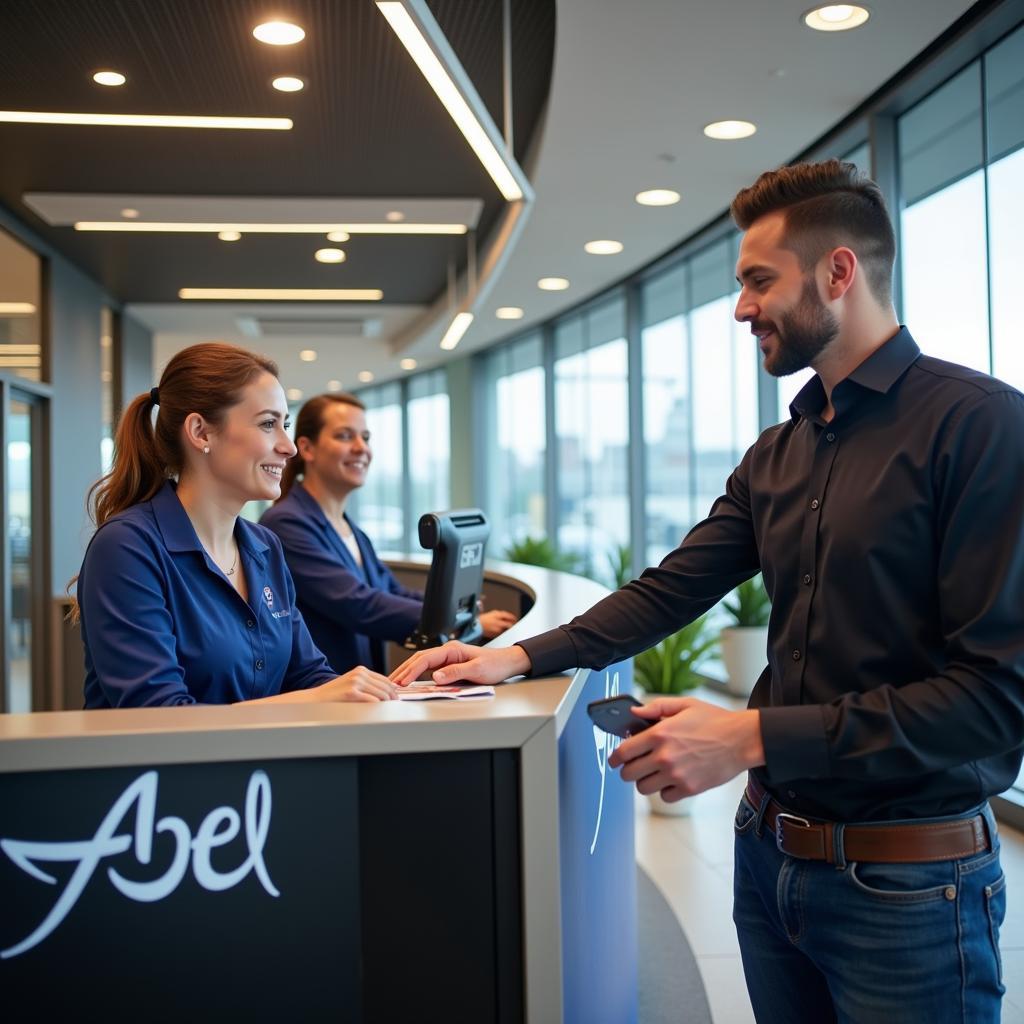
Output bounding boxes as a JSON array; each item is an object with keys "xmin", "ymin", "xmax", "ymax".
[
  {"xmin": 246, "ymin": 619, "xmax": 255, "ymax": 629},
  {"xmin": 826, "ymin": 432, "xmax": 836, "ymax": 442},
  {"xmin": 787, "ymin": 790, "xmax": 797, "ymax": 800},
  {"xmin": 255, "ymin": 659, "xmax": 264, "ymax": 671},
  {"xmin": 802, "ymin": 574, "xmax": 812, "ymax": 586},
  {"xmin": 810, "ymin": 499, "xmax": 820, "ymax": 510},
  {"xmin": 792, "ymin": 650, "xmax": 802, "ymax": 661}
]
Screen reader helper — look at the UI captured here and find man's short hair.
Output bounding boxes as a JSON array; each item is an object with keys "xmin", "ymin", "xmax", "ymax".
[{"xmin": 730, "ymin": 159, "xmax": 896, "ymax": 305}]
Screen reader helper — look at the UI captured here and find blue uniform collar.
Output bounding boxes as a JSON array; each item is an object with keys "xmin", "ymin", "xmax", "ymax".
[
  {"xmin": 790, "ymin": 326, "xmax": 921, "ymax": 423},
  {"xmin": 151, "ymin": 480, "xmax": 269, "ymax": 565},
  {"xmin": 290, "ymin": 482, "xmax": 369, "ymax": 573}
]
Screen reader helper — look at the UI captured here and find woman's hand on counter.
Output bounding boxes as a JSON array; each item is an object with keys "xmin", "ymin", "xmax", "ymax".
[
  {"xmin": 390, "ymin": 642, "xmax": 532, "ymax": 687},
  {"xmin": 319, "ymin": 666, "xmax": 400, "ymax": 702},
  {"xmin": 479, "ymin": 609, "xmax": 519, "ymax": 639}
]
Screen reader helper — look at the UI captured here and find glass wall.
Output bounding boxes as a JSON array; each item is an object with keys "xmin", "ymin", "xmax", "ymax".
[
  {"xmin": 641, "ymin": 238, "xmax": 759, "ymax": 566},
  {"xmin": 0, "ymin": 226, "xmax": 43, "ymax": 382},
  {"xmin": 353, "ymin": 382, "xmax": 405, "ymax": 550},
  {"xmin": 553, "ymin": 296, "xmax": 629, "ymax": 580},
  {"xmin": 897, "ymin": 24, "xmax": 1024, "ymax": 389},
  {"xmin": 481, "ymin": 333, "xmax": 546, "ymax": 555},
  {"xmin": 407, "ymin": 370, "xmax": 451, "ymax": 550}
]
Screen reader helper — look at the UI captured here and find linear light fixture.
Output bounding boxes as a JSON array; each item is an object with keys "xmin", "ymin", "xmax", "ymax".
[
  {"xmin": 439, "ymin": 311, "xmax": 474, "ymax": 350},
  {"xmin": 75, "ymin": 220, "xmax": 467, "ymax": 235},
  {"xmin": 0, "ymin": 111, "xmax": 292, "ymax": 130},
  {"xmin": 0, "ymin": 303, "xmax": 37, "ymax": 314},
  {"xmin": 179, "ymin": 288, "xmax": 383, "ymax": 301},
  {"xmin": 376, "ymin": 2, "xmax": 525, "ymax": 202}
]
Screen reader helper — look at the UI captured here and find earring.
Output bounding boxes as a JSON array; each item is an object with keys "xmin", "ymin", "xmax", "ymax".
[{"xmin": 202, "ymin": 445, "xmax": 210, "ymax": 455}]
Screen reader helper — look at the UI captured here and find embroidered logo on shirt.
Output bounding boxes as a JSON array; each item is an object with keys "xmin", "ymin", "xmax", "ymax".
[{"xmin": 263, "ymin": 586, "xmax": 274, "ymax": 609}]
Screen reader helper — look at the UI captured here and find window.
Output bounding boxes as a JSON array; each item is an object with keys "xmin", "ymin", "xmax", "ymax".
[
  {"xmin": 407, "ymin": 370, "xmax": 450, "ymax": 551},
  {"xmin": 554, "ymin": 297, "xmax": 629, "ymax": 579},
  {"xmin": 481, "ymin": 334, "xmax": 546, "ymax": 555},
  {"xmin": 986, "ymin": 24, "xmax": 1024, "ymax": 390},
  {"xmin": 352, "ymin": 383, "xmax": 404, "ymax": 551},
  {"xmin": 642, "ymin": 239, "xmax": 759, "ymax": 566}
]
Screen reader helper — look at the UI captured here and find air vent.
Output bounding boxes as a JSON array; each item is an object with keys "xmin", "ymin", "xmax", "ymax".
[{"xmin": 236, "ymin": 316, "xmax": 381, "ymax": 338}]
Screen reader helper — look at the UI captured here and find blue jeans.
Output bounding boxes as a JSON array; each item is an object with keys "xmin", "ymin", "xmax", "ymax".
[{"xmin": 732, "ymin": 794, "xmax": 1006, "ymax": 1023}]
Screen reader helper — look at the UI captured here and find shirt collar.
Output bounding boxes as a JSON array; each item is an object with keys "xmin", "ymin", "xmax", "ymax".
[
  {"xmin": 789, "ymin": 326, "xmax": 920, "ymax": 423},
  {"xmin": 151, "ymin": 480, "xmax": 269, "ymax": 561},
  {"xmin": 293, "ymin": 481, "xmax": 356, "ymax": 535}
]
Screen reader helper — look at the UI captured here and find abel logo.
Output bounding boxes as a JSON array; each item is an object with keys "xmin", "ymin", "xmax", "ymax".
[
  {"xmin": 1, "ymin": 769, "xmax": 278, "ymax": 960},
  {"xmin": 589, "ymin": 670, "xmax": 622, "ymax": 856},
  {"xmin": 263, "ymin": 586, "xmax": 274, "ymax": 608}
]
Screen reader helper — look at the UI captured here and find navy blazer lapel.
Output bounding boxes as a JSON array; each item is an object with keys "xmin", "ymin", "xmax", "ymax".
[
  {"xmin": 294, "ymin": 485, "xmax": 365, "ymax": 578},
  {"xmin": 348, "ymin": 519, "xmax": 379, "ymax": 587}
]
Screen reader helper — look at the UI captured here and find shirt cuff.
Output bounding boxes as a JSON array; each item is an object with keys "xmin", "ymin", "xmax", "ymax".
[
  {"xmin": 518, "ymin": 627, "xmax": 579, "ymax": 677},
  {"xmin": 759, "ymin": 704, "xmax": 830, "ymax": 782}
]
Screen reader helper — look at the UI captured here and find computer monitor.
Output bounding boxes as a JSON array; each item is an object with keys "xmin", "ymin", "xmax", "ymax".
[{"xmin": 404, "ymin": 508, "xmax": 490, "ymax": 650}]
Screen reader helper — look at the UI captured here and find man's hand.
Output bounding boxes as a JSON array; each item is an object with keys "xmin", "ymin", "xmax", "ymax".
[
  {"xmin": 390, "ymin": 641, "xmax": 532, "ymax": 686},
  {"xmin": 479, "ymin": 609, "xmax": 519, "ymax": 639},
  {"xmin": 608, "ymin": 697, "xmax": 765, "ymax": 802}
]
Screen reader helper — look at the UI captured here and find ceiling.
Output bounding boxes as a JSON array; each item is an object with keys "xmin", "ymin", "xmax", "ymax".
[{"xmin": 1, "ymin": 0, "xmax": 983, "ymax": 395}]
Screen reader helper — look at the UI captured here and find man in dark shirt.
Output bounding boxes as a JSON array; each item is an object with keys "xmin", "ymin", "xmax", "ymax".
[{"xmin": 393, "ymin": 160, "xmax": 1024, "ymax": 1022}]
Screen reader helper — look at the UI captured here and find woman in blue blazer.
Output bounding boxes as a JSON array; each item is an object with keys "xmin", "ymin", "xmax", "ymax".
[
  {"xmin": 74, "ymin": 343, "xmax": 398, "ymax": 708},
  {"xmin": 260, "ymin": 393, "xmax": 516, "ymax": 675}
]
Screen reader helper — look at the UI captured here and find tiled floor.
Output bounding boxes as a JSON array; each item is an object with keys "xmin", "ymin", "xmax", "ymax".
[{"xmin": 635, "ymin": 687, "xmax": 1024, "ymax": 1023}]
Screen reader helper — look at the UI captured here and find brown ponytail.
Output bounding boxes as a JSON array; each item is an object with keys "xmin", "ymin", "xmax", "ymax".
[
  {"xmin": 278, "ymin": 392, "xmax": 366, "ymax": 500},
  {"xmin": 68, "ymin": 342, "xmax": 279, "ymax": 621}
]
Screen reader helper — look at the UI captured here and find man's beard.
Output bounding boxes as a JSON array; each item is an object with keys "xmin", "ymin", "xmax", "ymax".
[{"xmin": 760, "ymin": 277, "xmax": 840, "ymax": 378}]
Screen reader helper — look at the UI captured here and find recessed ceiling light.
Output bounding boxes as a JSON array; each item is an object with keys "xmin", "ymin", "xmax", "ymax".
[
  {"xmin": 584, "ymin": 239, "xmax": 624, "ymax": 255},
  {"xmin": 386, "ymin": 210, "xmax": 405, "ymax": 222},
  {"xmin": 440, "ymin": 311, "xmax": 474, "ymax": 351},
  {"xmin": 495, "ymin": 306, "xmax": 524, "ymax": 320},
  {"xmin": 400, "ymin": 358, "xmax": 417, "ymax": 370},
  {"xmin": 299, "ymin": 349, "xmax": 317, "ymax": 362},
  {"xmin": 538, "ymin": 277, "xmax": 569, "ymax": 291},
  {"xmin": 271, "ymin": 76, "xmax": 305, "ymax": 93},
  {"xmin": 286, "ymin": 388, "xmax": 304, "ymax": 402},
  {"xmin": 315, "ymin": 247, "xmax": 346, "ymax": 263},
  {"xmin": 803, "ymin": 5, "xmax": 870, "ymax": 31},
  {"xmin": 253, "ymin": 21, "xmax": 306, "ymax": 45},
  {"xmin": 121, "ymin": 207, "xmax": 139, "ymax": 219},
  {"xmin": 218, "ymin": 230, "xmax": 242, "ymax": 241},
  {"xmin": 635, "ymin": 189, "xmax": 680, "ymax": 207},
  {"xmin": 93, "ymin": 70, "xmax": 126, "ymax": 87},
  {"xmin": 179, "ymin": 288, "xmax": 383, "ymax": 301},
  {"xmin": 0, "ymin": 111, "xmax": 291, "ymax": 130},
  {"xmin": 326, "ymin": 230, "xmax": 350, "ymax": 242},
  {"xmin": 358, "ymin": 370, "xmax": 375, "ymax": 383},
  {"xmin": 327, "ymin": 379, "xmax": 342, "ymax": 392},
  {"xmin": 703, "ymin": 120, "xmax": 757, "ymax": 140}
]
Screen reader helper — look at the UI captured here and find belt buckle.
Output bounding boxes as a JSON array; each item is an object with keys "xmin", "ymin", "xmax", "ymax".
[{"xmin": 775, "ymin": 812, "xmax": 811, "ymax": 855}]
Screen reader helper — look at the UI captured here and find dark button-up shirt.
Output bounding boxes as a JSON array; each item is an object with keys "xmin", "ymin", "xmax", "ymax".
[
  {"xmin": 80, "ymin": 481, "xmax": 336, "ymax": 707},
  {"xmin": 521, "ymin": 328, "xmax": 1024, "ymax": 821}
]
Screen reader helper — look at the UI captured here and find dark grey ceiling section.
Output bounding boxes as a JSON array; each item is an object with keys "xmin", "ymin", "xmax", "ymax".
[{"xmin": 0, "ymin": 0, "xmax": 555, "ymax": 303}]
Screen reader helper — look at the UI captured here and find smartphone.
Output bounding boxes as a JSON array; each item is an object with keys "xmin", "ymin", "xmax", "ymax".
[{"xmin": 587, "ymin": 694, "xmax": 652, "ymax": 738}]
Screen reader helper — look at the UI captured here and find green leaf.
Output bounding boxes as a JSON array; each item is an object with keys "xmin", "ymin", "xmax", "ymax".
[
  {"xmin": 633, "ymin": 614, "xmax": 715, "ymax": 695},
  {"xmin": 721, "ymin": 573, "xmax": 771, "ymax": 627}
]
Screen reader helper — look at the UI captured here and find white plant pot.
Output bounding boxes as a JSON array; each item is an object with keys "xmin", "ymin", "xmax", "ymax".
[
  {"xmin": 719, "ymin": 626, "xmax": 769, "ymax": 698},
  {"xmin": 646, "ymin": 791, "xmax": 693, "ymax": 816}
]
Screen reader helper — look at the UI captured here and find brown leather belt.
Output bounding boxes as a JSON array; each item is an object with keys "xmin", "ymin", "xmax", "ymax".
[{"xmin": 744, "ymin": 774, "xmax": 990, "ymax": 865}]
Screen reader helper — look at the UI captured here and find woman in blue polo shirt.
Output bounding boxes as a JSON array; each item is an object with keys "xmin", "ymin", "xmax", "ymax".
[
  {"xmin": 74, "ymin": 343, "xmax": 398, "ymax": 708},
  {"xmin": 260, "ymin": 393, "xmax": 516, "ymax": 675}
]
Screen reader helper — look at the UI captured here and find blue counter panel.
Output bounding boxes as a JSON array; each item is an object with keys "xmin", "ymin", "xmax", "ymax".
[{"xmin": 558, "ymin": 661, "xmax": 639, "ymax": 1024}]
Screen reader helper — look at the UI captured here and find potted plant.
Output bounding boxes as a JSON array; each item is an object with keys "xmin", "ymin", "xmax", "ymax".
[
  {"xmin": 632, "ymin": 614, "xmax": 717, "ymax": 816},
  {"xmin": 719, "ymin": 574, "xmax": 771, "ymax": 698},
  {"xmin": 503, "ymin": 536, "xmax": 586, "ymax": 576}
]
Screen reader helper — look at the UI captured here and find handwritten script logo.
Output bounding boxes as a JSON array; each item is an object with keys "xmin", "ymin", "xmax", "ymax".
[
  {"xmin": 1, "ymin": 769, "xmax": 278, "ymax": 959},
  {"xmin": 590, "ymin": 670, "xmax": 622, "ymax": 856}
]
